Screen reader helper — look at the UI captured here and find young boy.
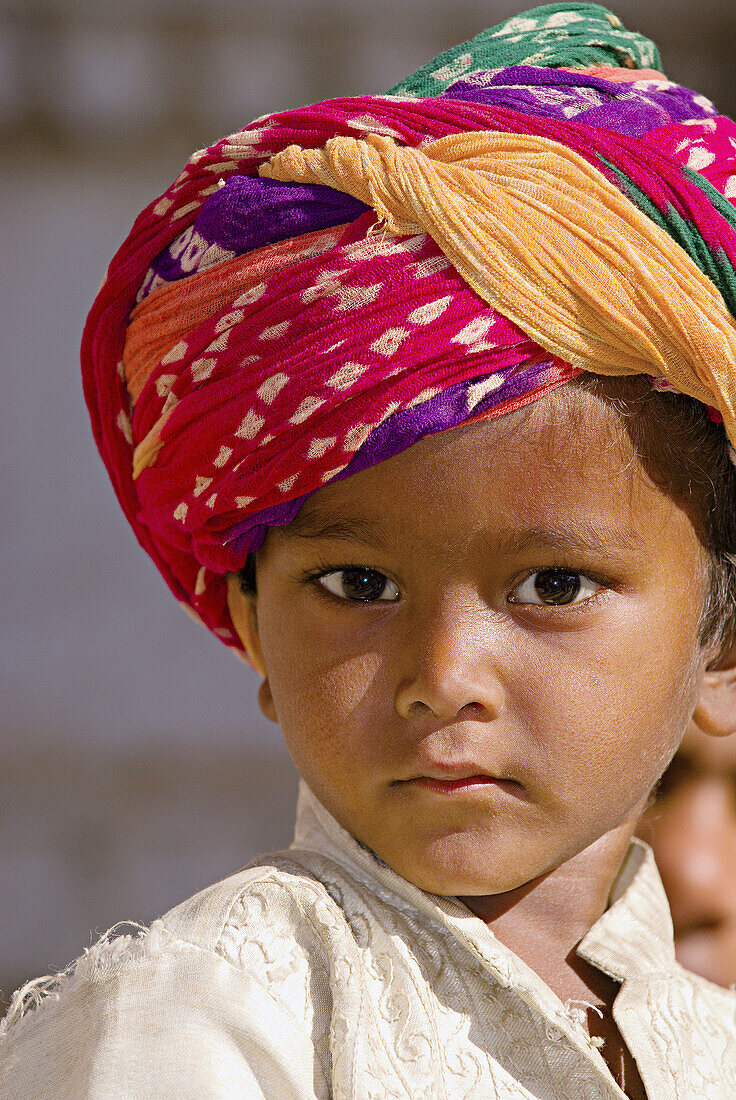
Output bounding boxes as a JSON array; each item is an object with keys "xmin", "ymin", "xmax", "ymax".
[
  {"xmin": 638, "ymin": 718, "xmax": 736, "ymax": 988},
  {"xmin": 3, "ymin": 4, "xmax": 736, "ymax": 1097}
]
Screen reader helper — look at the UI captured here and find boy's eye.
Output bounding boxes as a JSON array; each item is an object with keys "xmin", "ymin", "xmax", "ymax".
[
  {"xmin": 510, "ymin": 569, "xmax": 601, "ymax": 606},
  {"xmin": 318, "ymin": 568, "xmax": 400, "ymax": 603}
]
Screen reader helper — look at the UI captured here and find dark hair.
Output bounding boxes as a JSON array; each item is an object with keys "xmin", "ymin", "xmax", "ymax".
[
  {"xmin": 238, "ymin": 375, "xmax": 736, "ymax": 658},
  {"xmin": 239, "ymin": 553, "xmax": 257, "ymax": 596},
  {"xmin": 566, "ymin": 374, "xmax": 736, "ymax": 659}
]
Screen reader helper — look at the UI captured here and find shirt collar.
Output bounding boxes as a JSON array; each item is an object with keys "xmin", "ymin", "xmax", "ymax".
[
  {"xmin": 576, "ymin": 834, "xmax": 676, "ymax": 980},
  {"xmin": 291, "ymin": 778, "xmax": 676, "ymax": 985}
]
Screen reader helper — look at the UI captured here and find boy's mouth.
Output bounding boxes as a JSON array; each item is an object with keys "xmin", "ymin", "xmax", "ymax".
[
  {"xmin": 407, "ymin": 776, "xmax": 509, "ymax": 794},
  {"xmin": 395, "ymin": 764, "xmax": 523, "ymax": 795}
]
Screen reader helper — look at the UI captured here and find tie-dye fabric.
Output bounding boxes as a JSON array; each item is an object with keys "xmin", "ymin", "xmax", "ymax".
[
  {"xmin": 82, "ymin": 5, "xmax": 736, "ymax": 658},
  {"xmin": 261, "ymin": 126, "xmax": 736, "ymax": 434},
  {"xmin": 145, "ymin": 67, "xmax": 717, "ymax": 293},
  {"xmin": 127, "ymin": 219, "xmax": 577, "ymax": 575},
  {"xmin": 388, "ymin": 2, "xmax": 661, "ymax": 96}
]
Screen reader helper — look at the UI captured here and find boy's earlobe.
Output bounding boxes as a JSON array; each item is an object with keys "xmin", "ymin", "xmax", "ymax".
[
  {"xmin": 257, "ymin": 678, "xmax": 278, "ymax": 723},
  {"xmin": 692, "ymin": 637, "xmax": 736, "ymax": 737},
  {"xmin": 225, "ymin": 573, "xmax": 268, "ymax": 679},
  {"xmin": 226, "ymin": 574, "xmax": 279, "ymax": 723}
]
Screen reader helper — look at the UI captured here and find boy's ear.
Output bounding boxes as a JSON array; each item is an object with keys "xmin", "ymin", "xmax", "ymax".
[
  {"xmin": 225, "ymin": 574, "xmax": 278, "ymax": 723},
  {"xmin": 692, "ymin": 636, "xmax": 736, "ymax": 737},
  {"xmin": 225, "ymin": 573, "xmax": 267, "ymax": 679}
]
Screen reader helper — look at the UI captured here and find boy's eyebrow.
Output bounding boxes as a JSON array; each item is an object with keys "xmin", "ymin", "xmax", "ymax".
[
  {"xmin": 282, "ymin": 510, "xmax": 393, "ymax": 550},
  {"xmin": 283, "ymin": 511, "xmax": 642, "ymax": 558},
  {"xmin": 494, "ymin": 522, "xmax": 644, "ymax": 558}
]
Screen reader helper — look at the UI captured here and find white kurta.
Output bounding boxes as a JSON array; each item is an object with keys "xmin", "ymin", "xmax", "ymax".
[{"xmin": 2, "ymin": 780, "xmax": 735, "ymax": 1099}]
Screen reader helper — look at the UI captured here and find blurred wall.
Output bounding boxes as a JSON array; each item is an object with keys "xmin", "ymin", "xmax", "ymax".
[{"xmin": 2, "ymin": 0, "xmax": 736, "ymax": 1005}]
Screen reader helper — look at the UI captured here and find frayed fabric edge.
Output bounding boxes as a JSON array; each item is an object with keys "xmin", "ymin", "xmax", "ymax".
[{"xmin": 0, "ymin": 920, "xmax": 169, "ymax": 1041}]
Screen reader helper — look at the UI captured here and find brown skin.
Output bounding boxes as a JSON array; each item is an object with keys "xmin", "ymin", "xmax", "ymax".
[
  {"xmin": 639, "ymin": 722, "xmax": 736, "ymax": 987},
  {"xmin": 229, "ymin": 388, "xmax": 736, "ymax": 1097}
]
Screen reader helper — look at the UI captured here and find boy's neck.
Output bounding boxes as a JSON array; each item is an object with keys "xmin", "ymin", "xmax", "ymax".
[
  {"xmin": 456, "ymin": 817, "xmax": 651, "ymax": 1099},
  {"xmin": 457, "ymin": 817, "xmax": 638, "ymax": 1000}
]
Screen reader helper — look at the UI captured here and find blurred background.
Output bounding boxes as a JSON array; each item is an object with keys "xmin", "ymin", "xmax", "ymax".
[{"xmin": 2, "ymin": 0, "xmax": 736, "ymax": 1006}]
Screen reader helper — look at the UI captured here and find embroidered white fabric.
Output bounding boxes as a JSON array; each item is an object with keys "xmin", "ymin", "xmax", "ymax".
[{"xmin": 1, "ymin": 780, "xmax": 735, "ymax": 1098}]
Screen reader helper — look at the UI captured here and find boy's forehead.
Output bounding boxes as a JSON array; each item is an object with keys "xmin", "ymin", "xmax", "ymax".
[
  {"xmin": 320, "ymin": 384, "xmax": 632, "ymax": 486},
  {"xmin": 274, "ymin": 392, "xmax": 676, "ymax": 552}
]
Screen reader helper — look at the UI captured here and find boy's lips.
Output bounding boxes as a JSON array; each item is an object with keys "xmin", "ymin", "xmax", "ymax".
[
  {"xmin": 408, "ymin": 776, "xmax": 512, "ymax": 794},
  {"xmin": 395, "ymin": 765, "xmax": 523, "ymax": 793}
]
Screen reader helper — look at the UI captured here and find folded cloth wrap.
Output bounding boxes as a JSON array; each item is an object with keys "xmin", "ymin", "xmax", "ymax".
[{"xmin": 81, "ymin": 2, "xmax": 736, "ymax": 659}]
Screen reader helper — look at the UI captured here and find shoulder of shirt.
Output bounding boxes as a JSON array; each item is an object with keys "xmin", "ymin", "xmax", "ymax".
[
  {"xmin": 160, "ymin": 846, "xmax": 360, "ymax": 952},
  {"xmin": 0, "ymin": 848, "xmax": 355, "ymax": 1043},
  {"xmin": 669, "ymin": 959, "xmax": 736, "ymax": 1011}
]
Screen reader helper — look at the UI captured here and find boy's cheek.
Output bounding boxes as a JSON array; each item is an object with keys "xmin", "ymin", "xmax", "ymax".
[
  {"xmin": 269, "ymin": 649, "xmax": 391, "ymax": 759},
  {"xmin": 275, "ymin": 643, "xmax": 384, "ymax": 707}
]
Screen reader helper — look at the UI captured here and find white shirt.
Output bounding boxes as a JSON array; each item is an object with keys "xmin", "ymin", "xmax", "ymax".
[{"xmin": 2, "ymin": 780, "xmax": 735, "ymax": 1099}]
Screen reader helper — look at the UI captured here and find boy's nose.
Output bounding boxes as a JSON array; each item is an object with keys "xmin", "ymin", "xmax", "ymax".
[{"xmin": 393, "ymin": 601, "xmax": 505, "ymax": 723}]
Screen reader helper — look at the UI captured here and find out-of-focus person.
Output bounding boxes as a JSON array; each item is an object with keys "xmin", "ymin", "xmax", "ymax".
[{"xmin": 638, "ymin": 722, "xmax": 736, "ymax": 988}]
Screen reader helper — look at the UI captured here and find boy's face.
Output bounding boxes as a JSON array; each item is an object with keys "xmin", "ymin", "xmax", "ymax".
[{"xmin": 249, "ymin": 391, "xmax": 710, "ymax": 896}]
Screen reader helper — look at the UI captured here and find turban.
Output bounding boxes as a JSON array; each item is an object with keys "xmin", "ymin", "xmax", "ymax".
[{"xmin": 82, "ymin": 2, "xmax": 736, "ymax": 660}]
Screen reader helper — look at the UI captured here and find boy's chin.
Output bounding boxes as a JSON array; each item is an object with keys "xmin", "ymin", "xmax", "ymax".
[
  {"xmin": 380, "ymin": 838, "xmax": 554, "ymax": 898},
  {"xmin": 409, "ymin": 867, "xmax": 539, "ymax": 899}
]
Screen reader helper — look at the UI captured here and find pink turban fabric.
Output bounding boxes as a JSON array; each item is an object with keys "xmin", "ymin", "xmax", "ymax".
[{"xmin": 82, "ymin": 3, "xmax": 736, "ymax": 657}]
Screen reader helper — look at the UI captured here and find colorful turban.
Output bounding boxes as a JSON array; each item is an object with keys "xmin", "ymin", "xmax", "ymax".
[{"xmin": 82, "ymin": 2, "xmax": 736, "ymax": 659}]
